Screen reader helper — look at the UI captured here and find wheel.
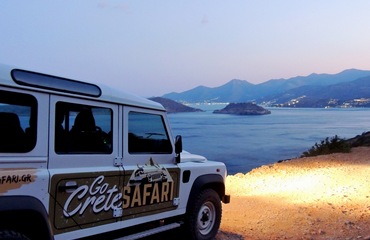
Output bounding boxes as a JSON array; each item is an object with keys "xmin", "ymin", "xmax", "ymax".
[
  {"xmin": 0, "ymin": 230, "xmax": 30, "ymax": 240},
  {"xmin": 184, "ymin": 189, "xmax": 222, "ymax": 240}
]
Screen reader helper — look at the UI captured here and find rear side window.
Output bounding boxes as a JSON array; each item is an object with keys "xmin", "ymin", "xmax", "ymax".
[
  {"xmin": 0, "ymin": 90, "xmax": 37, "ymax": 153},
  {"xmin": 55, "ymin": 102, "xmax": 112, "ymax": 154},
  {"xmin": 128, "ymin": 112, "xmax": 172, "ymax": 154}
]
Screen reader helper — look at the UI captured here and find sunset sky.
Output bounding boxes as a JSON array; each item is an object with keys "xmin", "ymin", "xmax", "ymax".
[{"xmin": 1, "ymin": 1, "xmax": 370, "ymax": 97}]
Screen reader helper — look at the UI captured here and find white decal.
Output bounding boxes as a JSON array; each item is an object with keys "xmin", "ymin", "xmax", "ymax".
[{"xmin": 63, "ymin": 175, "xmax": 123, "ymax": 218}]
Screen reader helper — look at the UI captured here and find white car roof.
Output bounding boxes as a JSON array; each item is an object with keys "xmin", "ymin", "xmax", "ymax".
[{"xmin": 0, "ymin": 63, "xmax": 164, "ymax": 111}]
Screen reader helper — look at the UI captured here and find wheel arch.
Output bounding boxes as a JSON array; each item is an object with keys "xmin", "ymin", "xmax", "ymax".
[
  {"xmin": 0, "ymin": 196, "xmax": 53, "ymax": 240},
  {"xmin": 186, "ymin": 174, "xmax": 225, "ymax": 211}
]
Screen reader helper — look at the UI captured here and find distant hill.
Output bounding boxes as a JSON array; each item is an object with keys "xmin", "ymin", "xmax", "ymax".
[
  {"xmin": 162, "ymin": 69, "xmax": 370, "ymax": 104},
  {"xmin": 266, "ymin": 76, "xmax": 370, "ymax": 107},
  {"xmin": 162, "ymin": 79, "xmax": 255, "ymax": 103},
  {"xmin": 149, "ymin": 97, "xmax": 203, "ymax": 113}
]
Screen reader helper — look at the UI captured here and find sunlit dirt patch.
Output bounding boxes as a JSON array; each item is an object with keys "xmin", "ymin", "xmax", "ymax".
[{"xmin": 220, "ymin": 147, "xmax": 370, "ymax": 240}]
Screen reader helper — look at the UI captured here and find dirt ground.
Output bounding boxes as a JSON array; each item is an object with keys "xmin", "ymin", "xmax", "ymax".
[{"xmin": 217, "ymin": 147, "xmax": 370, "ymax": 240}]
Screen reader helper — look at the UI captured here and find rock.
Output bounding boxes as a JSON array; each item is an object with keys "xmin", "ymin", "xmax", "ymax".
[{"xmin": 213, "ymin": 102, "xmax": 271, "ymax": 115}]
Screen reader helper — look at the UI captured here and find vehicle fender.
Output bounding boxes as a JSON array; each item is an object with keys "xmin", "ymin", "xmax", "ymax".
[
  {"xmin": 0, "ymin": 196, "xmax": 53, "ymax": 239},
  {"xmin": 186, "ymin": 174, "xmax": 225, "ymax": 210}
]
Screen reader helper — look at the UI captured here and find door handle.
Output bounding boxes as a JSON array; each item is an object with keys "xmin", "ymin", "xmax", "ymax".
[{"xmin": 58, "ymin": 181, "xmax": 78, "ymax": 193}]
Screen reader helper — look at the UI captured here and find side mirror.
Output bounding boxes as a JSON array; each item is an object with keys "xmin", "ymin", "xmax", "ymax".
[{"xmin": 175, "ymin": 135, "xmax": 182, "ymax": 163}]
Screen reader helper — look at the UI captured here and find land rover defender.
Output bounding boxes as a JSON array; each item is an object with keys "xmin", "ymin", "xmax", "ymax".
[{"xmin": 0, "ymin": 64, "xmax": 230, "ymax": 240}]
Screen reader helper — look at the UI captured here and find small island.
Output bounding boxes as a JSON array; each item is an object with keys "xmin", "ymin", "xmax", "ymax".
[{"xmin": 213, "ymin": 102, "xmax": 271, "ymax": 115}]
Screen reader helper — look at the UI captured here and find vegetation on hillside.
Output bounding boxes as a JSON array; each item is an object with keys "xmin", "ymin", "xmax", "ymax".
[{"xmin": 301, "ymin": 135, "xmax": 351, "ymax": 157}]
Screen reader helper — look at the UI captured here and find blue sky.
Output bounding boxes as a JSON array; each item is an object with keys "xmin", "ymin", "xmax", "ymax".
[{"xmin": 1, "ymin": 1, "xmax": 370, "ymax": 97}]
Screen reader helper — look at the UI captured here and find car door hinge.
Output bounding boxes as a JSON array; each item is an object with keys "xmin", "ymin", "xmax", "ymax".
[
  {"xmin": 173, "ymin": 197, "xmax": 180, "ymax": 206},
  {"xmin": 113, "ymin": 208, "xmax": 123, "ymax": 217},
  {"xmin": 114, "ymin": 157, "xmax": 123, "ymax": 167}
]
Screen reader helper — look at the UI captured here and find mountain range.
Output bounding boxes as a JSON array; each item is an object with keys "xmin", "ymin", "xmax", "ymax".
[{"xmin": 162, "ymin": 69, "xmax": 370, "ymax": 107}]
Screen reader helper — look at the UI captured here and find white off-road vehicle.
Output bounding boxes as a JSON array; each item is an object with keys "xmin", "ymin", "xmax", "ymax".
[{"xmin": 0, "ymin": 64, "xmax": 230, "ymax": 240}]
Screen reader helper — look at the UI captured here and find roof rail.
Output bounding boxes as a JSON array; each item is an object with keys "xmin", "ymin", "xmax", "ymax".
[{"xmin": 11, "ymin": 69, "xmax": 101, "ymax": 97}]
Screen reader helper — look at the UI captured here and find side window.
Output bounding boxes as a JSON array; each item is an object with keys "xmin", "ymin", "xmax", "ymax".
[
  {"xmin": 55, "ymin": 102, "xmax": 112, "ymax": 154},
  {"xmin": 0, "ymin": 90, "xmax": 37, "ymax": 153},
  {"xmin": 128, "ymin": 112, "xmax": 172, "ymax": 154}
]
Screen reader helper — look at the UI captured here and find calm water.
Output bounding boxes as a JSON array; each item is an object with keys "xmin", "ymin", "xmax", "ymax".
[{"xmin": 168, "ymin": 106, "xmax": 370, "ymax": 175}]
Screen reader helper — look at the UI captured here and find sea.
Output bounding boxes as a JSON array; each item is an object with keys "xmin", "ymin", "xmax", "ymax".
[{"xmin": 167, "ymin": 104, "xmax": 370, "ymax": 175}]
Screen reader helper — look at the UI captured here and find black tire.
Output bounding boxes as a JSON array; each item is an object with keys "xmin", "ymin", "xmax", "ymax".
[
  {"xmin": 0, "ymin": 230, "xmax": 30, "ymax": 240},
  {"xmin": 184, "ymin": 188, "xmax": 222, "ymax": 240}
]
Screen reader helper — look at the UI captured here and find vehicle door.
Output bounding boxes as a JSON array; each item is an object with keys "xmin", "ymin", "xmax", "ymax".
[
  {"xmin": 0, "ymin": 87, "xmax": 49, "ymax": 203},
  {"xmin": 48, "ymin": 96, "xmax": 123, "ymax": 236},
  {"xmin": 121, "ymin": 107, "xmax": 180, "ymax": 219}
]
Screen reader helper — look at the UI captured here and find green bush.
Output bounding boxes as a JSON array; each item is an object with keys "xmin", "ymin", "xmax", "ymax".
[{"xmin": 301, "ymin": 135, "xmax": 351, "ymax": 157}]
